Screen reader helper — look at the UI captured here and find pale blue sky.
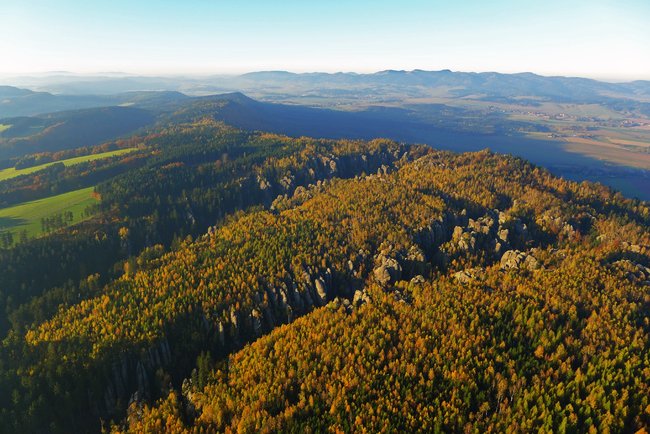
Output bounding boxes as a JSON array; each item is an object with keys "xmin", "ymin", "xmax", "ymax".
[{"xmin": 1, "ymin": 0, "xmax": 649, "ymax": 79}]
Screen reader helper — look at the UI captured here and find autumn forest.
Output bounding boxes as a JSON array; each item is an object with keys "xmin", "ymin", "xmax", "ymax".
[{"xmin": 0, "ymin": 105, "xmax": 646, "ymax": 433}]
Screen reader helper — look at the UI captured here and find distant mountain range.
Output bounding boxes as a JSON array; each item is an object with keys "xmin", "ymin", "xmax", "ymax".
[
  {"xmin": 3, "ymin": 69, "xmax": 650, "ymax": 109},
  {"xmin": 241, "ymin": 69, "xmax": 650, "ymax": 98}
]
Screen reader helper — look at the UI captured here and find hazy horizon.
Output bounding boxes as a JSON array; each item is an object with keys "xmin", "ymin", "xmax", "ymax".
[
  {"xmin": 1, "ymin": 68, "xmax": 648, "ymax": 86},
  {"xmin": 2, "ymin": 0, "xmax": 649, "ymax": 81}
]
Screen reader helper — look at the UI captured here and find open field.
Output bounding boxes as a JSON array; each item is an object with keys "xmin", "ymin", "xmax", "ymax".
[
  {"xmin": 525, "ymin": 122, "xmax": 650, "ymax": 169},
  {"xmin": 321, "ymin": 96, "xmax": 627, "ymax": 120},
  {"xmin": 0, "ymin": 148, "xmax": 137, "ymax": 182},
  {"xmin": 0, "ymin": 187, "xmax": 98, "ymax": 239},
  {"xmin": 381, "ymin": 97, "xmax": 650, "ymax": 170},
  {"xmin": 562, "ymin": 138, "xmax": 650, "ymax": 168}
]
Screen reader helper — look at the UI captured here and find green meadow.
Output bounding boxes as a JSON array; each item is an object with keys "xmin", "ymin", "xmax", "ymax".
[
  {"xmin": 0, "ymin": 187, "xmax": 98, "ymax": 240},
  {"xmin": 0, "ymin": 147, "xmax": 137, "ymax": 182}
]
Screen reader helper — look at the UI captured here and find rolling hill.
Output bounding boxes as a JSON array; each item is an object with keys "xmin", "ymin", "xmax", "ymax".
[
  {"xmin": 0, "ymin": 106, "xmax": 154, "ymax": 160},
  {"xmin": 2, "ymin": 89, "xmax": 649, "ymax": 200},
  {"xmin": 0, "ymin": 85, "xmax": 188, "ymax": 118}
]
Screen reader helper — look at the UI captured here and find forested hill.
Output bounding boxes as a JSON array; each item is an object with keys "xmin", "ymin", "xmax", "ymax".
[
  {"xmin": 0, "ymin": 119, "xmax": 648, "ymax": 432},
  {"xmin": 110, "ymin": 151, "xmax": 649, "ymax": 433},
  {"xmin": 0, "ymin": 91, "xmax": 415, "ymax": 161}
]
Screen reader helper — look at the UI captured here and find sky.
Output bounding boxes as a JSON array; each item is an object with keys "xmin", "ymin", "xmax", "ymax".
[{"xmin": 1, "ymin": 0, "xmax": 649, "ymax": 80}]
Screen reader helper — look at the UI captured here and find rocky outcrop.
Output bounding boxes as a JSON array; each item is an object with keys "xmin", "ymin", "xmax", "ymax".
[
  {"xmin": 135, "ymin": 362, "xmax": 150, "ymax": 400},
  {"xmin": 412, "ymin": 213, "xmax": 458, "ymax": 267},
  {"xmin": 345, "ymin": 249, "xmax": 369, "ymax": 279},
  {"xmin": 500, "ymin": 250, "xmax": 542, "ymax": 271},
  {"xmin": 377, "ymin": 164, "xmax": 390, "ymax": 176},
  {"xmin": 217, "ymin": 321, "xmax": 226, "ymax": 346},
  {"xmin": 257, "ymin": 175, "xmax": 272, "ymax": 191},
  {"xmin": 468, "ymin": 213, "xmax": 497, "ymax": 235},
  {"xmin": 439, "ymin": 208, "xmax": 544, "ymax": 266},
  {"xmin": 251, "ymin": 309, "xmax": 263, "ymax": 337},
  {"xmin": 373, "ymin": 255, "xmax": 402, "ymax": 286},
  {"xmin": 612, "ymin": 259, "xmax": 650, "ymax": 285},
  {"xmin": 314, "ymin": 277, "xmax": 329, "ymax": 305},
  {"xmin": 99, "ymin": 337, "xmax": 172, "ymax": 418},
  {"xmin": 229, "ymin": 305, "xmax": 240, "ymax": 339},
  {"xmin": 269, "ymin": 143, "xmax": 413, "ymax": 213},
  {"xmin": 403, "ymin": 245, "xmax": 430, "ymax": 277},
  {"xmin": 447, "ymin": 211, "xmax": 500, "ymax": 256},
  {"xmin": 498, "ymin": 213, "xmax": 530, "ymax": 248},
  {"xmin": 352, "ymin": 289, "xmax": 371, "ymax": 307},
  {"xmin": 410, "ymin": 275, "xmax": 425, "ymax": 285},
  {"xmin": 454, "ymin": 267, "xmax": 486, "ymax": 284}
]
